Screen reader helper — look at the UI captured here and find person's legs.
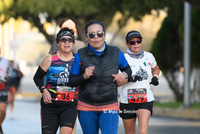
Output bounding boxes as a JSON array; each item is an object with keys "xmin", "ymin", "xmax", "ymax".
[
  {"xmin": 0, "ymin": 102, "xmax": 7, "ymax": 134},
  {"xmin": 7, "ymin": 90, "xmax": 12, "ymax": 103},
  {"xmin": 71, "ymin": 117, "xmax": 77, "ymax": 134},
  {"xmin": 136, "ymin": 109, "xmax": 151, "ymax": 134},
  {"xmin": 59, "ymin": 126, "xmax": 73, "ymax": 134},
  {"xmin": 122, "ymin": 118, "xmax": 137, "ymax": 134},
  {"xmin": 41, "ymin": 99, "xmax": 59, "ymax": 134},
  {"xmin": 78, "ymin": 111, "xmax": 99, "ymax": 134},
  {"xmin": 0, "ymin": 103, "xmax": 7, "ymax": 126},
  {"xmin": 59, "ymin": 101, "xmax": 77, "ymax": 134},
  {"xmin": 119, "ymin": 103, "xmax": 138, "ymax": 134},
  {"xmin": 8, "ymin": 87, "xmax": 16, "ymax": 119},
  {"xmin": 136, "ymin": 102, "xmax": 153, "ymax": 134},
  {"xmin": 99, "ymin": 110, "xmax": 119, "ymax": 134},
  {"xmin": 10, "ymin": 88, "xmax": 16, "ymax": 113}
]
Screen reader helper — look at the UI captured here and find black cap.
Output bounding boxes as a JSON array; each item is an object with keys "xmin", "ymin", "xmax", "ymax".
[{"xmin": 125, "ymin": 30, "xmax": 142, "ymax": 43}]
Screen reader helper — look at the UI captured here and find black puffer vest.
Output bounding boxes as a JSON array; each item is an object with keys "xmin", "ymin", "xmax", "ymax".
[{"xmin": 78, "ymin": 44, "xmax": 119, "ymax": 106}]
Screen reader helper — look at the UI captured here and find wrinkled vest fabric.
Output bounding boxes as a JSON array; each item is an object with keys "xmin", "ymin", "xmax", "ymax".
[{"xmin": 78, "ymin": 45, "xmax": 119, "ymax": 106}]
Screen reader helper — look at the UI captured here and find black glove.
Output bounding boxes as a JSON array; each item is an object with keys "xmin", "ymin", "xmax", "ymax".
[
  {"xmin": 150, "ymin": 76, "xmax": 159, "ymax": 86},
  {"xmin": 128, "ymin": 75, "xmax": 141, "ymax": 82}
]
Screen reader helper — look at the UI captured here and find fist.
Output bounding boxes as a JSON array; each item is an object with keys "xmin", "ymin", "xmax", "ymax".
[{"xmin": 150, "ymin": 76, "xmax": 159, "ymax": 86}]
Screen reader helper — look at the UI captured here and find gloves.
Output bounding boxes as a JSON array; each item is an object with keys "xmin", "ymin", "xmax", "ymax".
[
  {"xmin": 128, "ymin": 75, "xmax": 141, "ymax": 82},
  {"xmin": 150, "ymin": 76, "xmax": 159, "ymax": 86}
]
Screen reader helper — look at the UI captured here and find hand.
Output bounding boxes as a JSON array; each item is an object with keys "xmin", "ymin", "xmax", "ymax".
[
  {"xmin": 150, "ymin": 76, "xmax": 159, "ymax": 86},
  {"xmin": 43, "ymin": 89, "xmax": 52, "ymax": 104},
  {"xmin": 128, "ymin": 75, "xmax": 141, "ymax": 82},
  {"xmin": 83, "ymin": 66, "xmax": 95, "ymax": 79},
  {"xmin": 112, "ymin": 73, "xmax": 126, "ymax": 83}
]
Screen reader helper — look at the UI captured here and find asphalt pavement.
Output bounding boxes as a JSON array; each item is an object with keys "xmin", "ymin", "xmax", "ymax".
[
  {"xmin": 3, "ymin": 97, "xmax": 200, "ymax": 134},
  {"xmin": 3, "ymin": 97, "xmax": 124, "ymax": 134}
]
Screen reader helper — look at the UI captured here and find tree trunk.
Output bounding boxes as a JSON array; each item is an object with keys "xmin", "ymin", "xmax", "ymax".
[{"xmin": 164, "ymin": 70, "xmax": 184, "ymax": 102}]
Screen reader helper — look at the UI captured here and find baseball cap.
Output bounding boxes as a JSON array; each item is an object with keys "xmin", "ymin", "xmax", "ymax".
[{"xmin": 125, "ymin": 30, "xmax": 142, "ymax": 43}]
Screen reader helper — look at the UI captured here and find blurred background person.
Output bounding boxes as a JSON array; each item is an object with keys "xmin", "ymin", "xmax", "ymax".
[
  {"xmin": 49, "ymin": 18, "xmax": 85, "ymax": 54},
  {"xmin": 0, "ymin": 47, "xmax": 12, "ymax": 134},
  {"xmin": 118, "ymin": 30, "xmax": 160, "ymax": 134},
  {"xmin": 7, "ymin": 60, "xmax": 23, "ymax": 119}
]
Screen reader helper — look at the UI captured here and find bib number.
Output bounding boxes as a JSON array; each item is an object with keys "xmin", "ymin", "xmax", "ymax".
[
  {"xmin": 0, "ymin": 83, "xmax": 5, "ymax": 90},
  {"xmin": 128, "ymin": 88, "xmax": 147, "ymax": 103},
  {"xmin": 56, "ymin": 86, "xmax": 75, "ymax": 101}
]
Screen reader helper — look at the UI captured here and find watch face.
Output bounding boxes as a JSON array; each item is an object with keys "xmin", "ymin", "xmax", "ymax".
[{"xmin": 123, "ymin": 72, "xmax": 128, "ymax": 79}]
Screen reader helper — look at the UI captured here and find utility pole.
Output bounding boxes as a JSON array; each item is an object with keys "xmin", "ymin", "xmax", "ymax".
[{"xmin": 183, "ymin": 1, "xmax": 191, "ymax": 107}]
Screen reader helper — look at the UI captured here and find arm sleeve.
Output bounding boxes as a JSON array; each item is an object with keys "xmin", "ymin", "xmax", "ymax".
[
  {"xmin": 118, "ymin": 49, "xmax": 132, "ymax": 76},
  {"xmin": 33, "ymin": 66, "xmax": 46, "ymax": 91},
  {"xmin": 68, "ymin": 73, "xmax": 86, "ymax": 87},
  {"xmin": 120, "ymin": 64, "xmax": 132, "ymax": 77}
]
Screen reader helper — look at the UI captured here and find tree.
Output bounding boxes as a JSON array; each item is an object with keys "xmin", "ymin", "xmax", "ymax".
[
  {"xmin": 0, "ymin": 0, "xmax": 128, "ymax": 44},
  {"xmin": 151, "ymin": 0, "xmax": 200, "ymax": 101},
  {"xmin": 1, "ymin": 0, "xmax": 200, "ymax": 101},
  {"xmin": 0, "ymin": 0, "xmax": 173, "ymax": 44},
  {"xmin": 151, "ymin": 1, "xmax": 184, "ymax": 101}
]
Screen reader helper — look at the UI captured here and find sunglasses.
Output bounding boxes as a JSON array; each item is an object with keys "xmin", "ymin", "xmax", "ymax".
[
  {"xmin": 87, "ymin": 31, "xmax": 104, "ymax": 39},
  {"xmin": 129, "ymin": 40, "xmax": 142, "ymax": 45},
  {"xmin": 59, "ymin": 38, "xmax": 73, "ymax": 43}
]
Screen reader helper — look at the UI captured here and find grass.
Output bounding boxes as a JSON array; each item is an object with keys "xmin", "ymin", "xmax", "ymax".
[{"xmin": 154, "ymin": 101, "xmax": 200, "ymax": 110}]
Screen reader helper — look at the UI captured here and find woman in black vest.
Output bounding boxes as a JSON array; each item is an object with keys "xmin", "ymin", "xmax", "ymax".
[{"xmin": 69, "ymin": 20, "xmax": 132, "ymax": 134}]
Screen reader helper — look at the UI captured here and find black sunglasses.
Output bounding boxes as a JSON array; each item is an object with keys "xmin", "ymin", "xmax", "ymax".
[
  {"xmin": 129, "ymin": 40, "xmax": 142, "ymax": 45},
  {"xmin": 59, "ymin": 38, "xmax": 74, "ymax": 43},
  {"xmin": 87, "ymin": 31, "xmax": 104, "ymax": 39}
]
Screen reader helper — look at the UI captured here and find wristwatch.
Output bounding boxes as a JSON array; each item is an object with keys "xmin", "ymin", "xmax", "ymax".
[
  {"xmin": 123, "ymin": 71, "xmax": 128, "ymax": 79},
  {"xmin": 40, "ymin": 87, "xmax": 46, "ymax": 93}
]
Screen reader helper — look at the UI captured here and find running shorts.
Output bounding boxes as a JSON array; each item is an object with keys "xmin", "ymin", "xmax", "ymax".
[
  {"xmin": 0, "ymin": 96, "xmax": 8, "ymax": 104},
  {"xmin": 119, "ymin": 101, "xmax": 153, "ymax": 119},
  {"xmin": 41, "ymin": 98, "xmax": 77, "ymax": 134}
]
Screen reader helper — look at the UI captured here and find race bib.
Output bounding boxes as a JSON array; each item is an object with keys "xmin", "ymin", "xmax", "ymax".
[
  {"xmin": 0, "ymin": 83, "xmax": 5, "ymax": 90},
  {"xmin": 128, "ymin": 88, "xmax": 147, "ymax": 103},
  {"xmin": 56, "ymin": 86, "xmax": 75, "ymax": 101}
]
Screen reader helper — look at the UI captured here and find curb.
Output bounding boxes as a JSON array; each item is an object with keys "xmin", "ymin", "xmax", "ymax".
[
  {"xmin": 15, "ymin": 93, "xmax": 42, "ymax": 101},
  {"xmin": 16, "ymin": 92, "xmax": 42, "ymax": 97},
  {"xmin": 153, "ymin": 107, "xmax": 200, "ymax": 120}
]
